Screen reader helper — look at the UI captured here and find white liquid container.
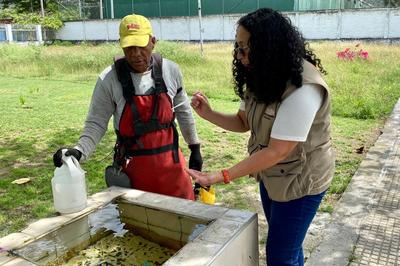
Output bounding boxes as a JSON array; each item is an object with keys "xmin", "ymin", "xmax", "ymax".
[{"xmin": 51, "ymin": 150, "xmax": 87, "ymax": 214}]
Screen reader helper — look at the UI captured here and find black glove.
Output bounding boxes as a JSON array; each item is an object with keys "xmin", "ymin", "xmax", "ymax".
[
  {"xmin": 188, "ymin": 144, "xmax": 203, "ymax": 171},
  {"xmin": 189, "ymin": 144, "xmax": 204, "ymax": 198},
  {"xmin": 53, "ymin": 148, "xmax": 82, "ymax": 167}
]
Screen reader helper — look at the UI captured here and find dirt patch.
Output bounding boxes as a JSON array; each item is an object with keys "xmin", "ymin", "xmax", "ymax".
[{"xmin": 0, "ymin": 162, "xmax": 46, "ymax": 179}]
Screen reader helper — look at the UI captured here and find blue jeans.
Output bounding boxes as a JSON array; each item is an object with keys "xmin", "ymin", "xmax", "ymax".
[{"xmin": 259, "ymin": 181, "xmax": 326, "ymax": 266}]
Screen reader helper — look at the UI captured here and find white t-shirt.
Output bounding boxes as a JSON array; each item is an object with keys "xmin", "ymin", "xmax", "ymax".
[
  {"xmin": 131, "ymin": 70, "xmax": 155, "ymax": 95},
  {"xmin": 240, "ymin": 84, "xmax": 323, "ymax": 142}
]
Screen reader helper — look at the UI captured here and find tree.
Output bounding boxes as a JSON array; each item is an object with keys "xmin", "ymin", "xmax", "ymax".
[
  {"xmin": 5, "ymin": 0, "xmax": 59, "ymax": 14},
  {"xmin": 0, "ymin": 0, "xmax": 63, "ymax": 30},
  {"xmin": 384, "ymin": 0, "xmax": 400, "ymax": 7},
  {"xmin": 0, "ymin": 0, "xmax": 14, "ymax": 9}
]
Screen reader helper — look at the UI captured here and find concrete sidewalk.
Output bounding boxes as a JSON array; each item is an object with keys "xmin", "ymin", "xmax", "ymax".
[{"xmin": 305, "ymin": 99, "xmax": 400, "ymax": 266}]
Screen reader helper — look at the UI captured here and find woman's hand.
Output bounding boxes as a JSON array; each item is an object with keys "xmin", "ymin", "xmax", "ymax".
[
  {"xmin": 191, "ymin": 91, "xmax": 212, "ymax": 119},
  {"xmin": 186, "ymin": 168, "xmax": 222, "ymax": 187}
]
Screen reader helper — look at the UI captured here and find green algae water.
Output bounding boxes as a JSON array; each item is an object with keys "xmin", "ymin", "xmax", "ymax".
[
  {"xmin": 63, "ymin": 231, "xmax": 175, "ymax": 266},
  {"xmin": 13, "ymin": 203, "xmax": 206, "ymax": 265}
]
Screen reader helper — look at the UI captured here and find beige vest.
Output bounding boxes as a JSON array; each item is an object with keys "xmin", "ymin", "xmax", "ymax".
[{"xmin": 245, "ymin": 60, "xmax": 335, "ymax": 202}]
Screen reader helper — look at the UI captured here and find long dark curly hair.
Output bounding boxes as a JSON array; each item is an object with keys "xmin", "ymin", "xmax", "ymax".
[{"xmin": 233, "ymin": 8, "xmax": 326, "ymax": 105}]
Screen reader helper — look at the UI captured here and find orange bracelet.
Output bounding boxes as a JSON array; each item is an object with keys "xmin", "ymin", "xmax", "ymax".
[{"xmin": 221, "ymin": 169, "xmax": 231, "ymax": 184}]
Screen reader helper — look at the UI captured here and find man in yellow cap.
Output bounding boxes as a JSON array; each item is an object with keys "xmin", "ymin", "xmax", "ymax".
[
  {"xmin": 119, "ymin": 14, "xmax": 155, "ymax": 73},
  {"xmin": 53, "ymin": 14, "xmax": 202, "ymax": 200}
]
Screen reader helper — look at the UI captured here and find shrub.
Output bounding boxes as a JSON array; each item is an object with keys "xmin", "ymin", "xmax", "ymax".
[
  {"xmin": 337, "ymin": 43, "xmax": 369, "ymax": 61},
  {"xmin": 0, "ymin": 8, "xmax": 63, "ymax": 30}
]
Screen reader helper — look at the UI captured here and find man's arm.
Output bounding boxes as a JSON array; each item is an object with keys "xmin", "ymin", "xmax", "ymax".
[
  {"xmin": 173, "ymin": 88, "xmax": 200, "ymax": 145},
  {"xmin": 165, "ymin": 60, "xmax": 203, "ymax": 175},
  {"xmin": 76, "ymin": 76, "xmax": 115, "ymax": 161},
  {"xmin": 164, "ymin": 59, "xmax": 200, "ymax": 145}
]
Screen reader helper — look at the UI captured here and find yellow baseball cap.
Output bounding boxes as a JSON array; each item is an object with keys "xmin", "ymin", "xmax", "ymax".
[{"xmin": 119, "ymin": 14, "xmax": 153, "ymax": 48}]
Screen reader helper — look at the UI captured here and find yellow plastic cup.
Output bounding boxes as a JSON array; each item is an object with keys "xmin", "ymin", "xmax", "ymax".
[{"xmin": 199, "ymin": 186, "xmax": 215, "ymax": 205}]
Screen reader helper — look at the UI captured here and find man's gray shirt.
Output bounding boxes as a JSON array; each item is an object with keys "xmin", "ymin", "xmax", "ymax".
[{"xmin": 76, "ymin": 58, "xmax": 199, "ymax": 160}]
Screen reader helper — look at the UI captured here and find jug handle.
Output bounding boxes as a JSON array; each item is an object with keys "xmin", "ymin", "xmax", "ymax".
[{"xmin": 61, "ymin": 149, "xmax": 85, "ymax": 174}]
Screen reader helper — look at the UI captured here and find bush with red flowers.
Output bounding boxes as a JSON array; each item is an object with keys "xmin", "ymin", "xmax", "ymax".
[{"xmin": 337, "ymin": 43, "xmax": 369, "ymax": 61}]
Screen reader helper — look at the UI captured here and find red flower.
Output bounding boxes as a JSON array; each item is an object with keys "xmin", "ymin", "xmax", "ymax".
[{"xmin": 337, "ymin": 44, "xmax": 368, "ymax": 61}]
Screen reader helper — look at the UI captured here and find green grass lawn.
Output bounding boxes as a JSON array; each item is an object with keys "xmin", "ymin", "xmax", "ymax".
[{"xmin": 0, "ymin": 41, "xmax": 399, "ymax": 237}]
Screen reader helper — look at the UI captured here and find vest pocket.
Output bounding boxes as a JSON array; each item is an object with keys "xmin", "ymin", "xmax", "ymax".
[
  {"xmin": 265, "ymin": 158, "xmax": 303, "ymax": 177},
  {"xmin": 262, "ymin": 112, "xmax": 275, "ymax": 120},
  {"xmin": 260, "ymin": 158, "xmax": 305, "ymax": 201}
]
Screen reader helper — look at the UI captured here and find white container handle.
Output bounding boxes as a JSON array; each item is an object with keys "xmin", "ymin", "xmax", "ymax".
[{"xmin": 61, "ymin": 149, "xmax": 85, "ymax": 178}]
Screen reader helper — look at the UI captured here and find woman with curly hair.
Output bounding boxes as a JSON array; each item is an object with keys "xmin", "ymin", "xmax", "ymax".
[{"xmin": 187, "ymin": 8, "xmax": 334, "ymax": 265}]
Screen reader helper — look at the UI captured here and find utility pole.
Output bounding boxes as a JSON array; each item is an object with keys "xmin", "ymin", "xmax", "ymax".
[
  {"xmin": 40, "ymin": 0, "xmax": 45, "ymax": 17},
  {"xmin": 99, "ymin": 0, "xmax": 103, "ymax": 19},
  {"xmin": 197, "ymin": 0, "xmax": 204, "ymax": 56},
  {"xmin": 78, "ymin": 0, "xmax": 82, "ymax": 18},
  {"xmin": 110, "ymin": 0, "xmax": 114, "ymax": 19}
]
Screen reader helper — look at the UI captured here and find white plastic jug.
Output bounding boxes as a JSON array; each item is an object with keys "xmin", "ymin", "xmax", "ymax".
[{"xmin": 51, "ymin": 149, "xmax": 87, "ymax": 214}]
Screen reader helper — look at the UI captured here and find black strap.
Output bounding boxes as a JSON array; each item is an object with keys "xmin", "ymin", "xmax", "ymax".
[
  {"xmin": 114, "ymin": 53, "xmax": 171, "ymax": 136},
  {"xmin": 114, "ymin": 56, "xmax": 134, "ymax": 104},
  {"xmin": 125, "ymin": 143, "xmax": 175, "ymax": 157},
  {"xmin": 113, "ymin": 53, "xmax": 166, "ymax": 99},
  {"xmin": 151, "ymin": 53, "xmax": 167, "ymax": 93},
  {"xmin": 171, "ymin": 121, "xmax": 180, "ymax": 163},
  {"xmin": 132, "ymin": 120, "xmax": 172, "ymax": 138},
  {"xmin": 115, "ymin": 123, "xmax": 179, "ymax": 163}
]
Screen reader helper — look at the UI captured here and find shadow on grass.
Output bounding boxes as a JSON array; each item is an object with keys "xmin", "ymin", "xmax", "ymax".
[
  {"xmin": 0, "ymin": 127, "xmax": 116, "ymax": 237},
  {"xmin": 0, "ymin": 128, "xmax": 81, "ymax": 178}
]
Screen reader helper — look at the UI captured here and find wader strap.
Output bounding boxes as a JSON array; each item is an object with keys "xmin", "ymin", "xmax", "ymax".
[
  {"xmin": 151, "ymin": 53, "xmax": 167, "ymax": 93},
  {"xmin": 115, "ymin": 123, "xmax": 179, "ymax": 163},
  {"xmin": 115, "ymin": 122, "xmax": 179, "ymax": 162},
  {"xmin": 125, "ymin": 143, "xmax": 175, "ymax": 157},
  {"xmin": 114, "ymin": 54, "xmax": 179, "ymax": 163},
  {"xmin": 114, "ymin": 57, "xmax": 134, "ymax": 104},
  {"xmin": 114, "ymin": 54, "xmax": 170, "ymax": 137},
  {"xmin": 171, "ymin": 122, "xmax": 180, "ymax": 163}
]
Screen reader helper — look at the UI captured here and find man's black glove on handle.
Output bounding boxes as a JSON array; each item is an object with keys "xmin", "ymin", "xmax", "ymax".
[
  {"xmin": 189, "ymin": 144, "xmax": 205, "ymax": 196},
  {"xmin": 53, "ymin": 148, "xmax": 82, "ymax": 167},
  {"xmin": 188, "ymin": 144, "xmax": 202, "ymax": 171}
]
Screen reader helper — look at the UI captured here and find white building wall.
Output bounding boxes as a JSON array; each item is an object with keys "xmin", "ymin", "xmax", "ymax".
[
  {"xmin": 293, "ymin": 11, "xmax": 341, "ymax": 39},
  {"xmin": 341, "ymin": 9, "xmax": 387, "ymax": 38},
  {"xmin": 56, "ymin": 8, "xmax": 400, "ymax": 42},
  {"xmin": 388, "ymin": 8, "xmax": 400, "ymax": 38},
  {"xmin": 160, "ymin": 17, "xmax": 190, "ymax": 41},
  {"xmin": 223, "ymin": 15, "xmax": 242, "ymax": 40},
  {"xmin": 57, "ymin": 20, "xmax": 120, "ymax": 41}
]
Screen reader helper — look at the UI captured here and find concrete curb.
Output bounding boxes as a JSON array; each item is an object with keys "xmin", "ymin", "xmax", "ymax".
[{"xmin": 305, "ymin": 98, "xmax": 400, "ymax": 266}]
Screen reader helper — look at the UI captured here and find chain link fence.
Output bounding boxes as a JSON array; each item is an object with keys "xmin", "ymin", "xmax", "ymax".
[
  {"xmin": 11, "ymin": 24, "xmax": 36, "ymax": 42},
  {"xmin": 0, "ymin": 24, "xmax": 55, "ymax": 43},
  {"xmin": 297, "ymin": 0, "xmax": 399, "ymax": 10},
  {"xmin": 57, "ymin": 0, "xmax": 400, "ymax": 21},
  {"xmin": 42, "ymin": 28, "xmax": 57, "ymax": 41},
  {"xmin": 58, "ymin": 0, "xmax": 101, "ymax": 21},
  {"xmin": 0, "ymin": 25, "xmax": 6, "ymax": 41}
]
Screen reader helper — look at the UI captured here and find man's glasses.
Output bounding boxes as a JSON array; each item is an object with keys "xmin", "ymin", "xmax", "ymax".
[{"xmin": 234, "ymin": 45, "xmax": 250, "ymax": 56}]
